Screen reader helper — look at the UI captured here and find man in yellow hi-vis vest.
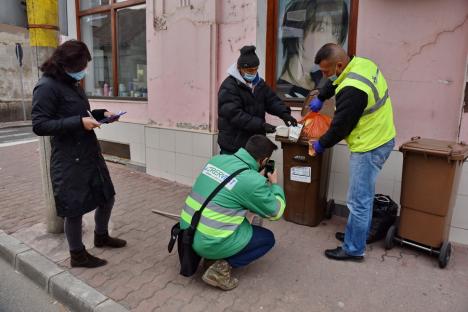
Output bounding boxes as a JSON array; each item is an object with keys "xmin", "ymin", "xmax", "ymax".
[{"xmin": 309, "ymin": 43, "xmax": 396, "ymax": 261}]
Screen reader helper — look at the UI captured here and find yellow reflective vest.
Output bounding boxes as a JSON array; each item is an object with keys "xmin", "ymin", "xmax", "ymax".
[{"xmin": 334, "ymin": 56, "xmax": 396, "ymax": 152}]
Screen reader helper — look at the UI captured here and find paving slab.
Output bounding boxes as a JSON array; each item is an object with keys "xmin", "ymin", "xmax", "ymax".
[{"xmin": 1, "ymin": 142, "xmax": 468, "ymax": 312}]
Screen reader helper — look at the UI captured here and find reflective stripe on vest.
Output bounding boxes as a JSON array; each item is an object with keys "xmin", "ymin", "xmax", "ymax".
[
  {"xmin": 181, "ymin": 192, "xmax": 246, "ymax": 238},
  {"xmin": 346, "ymin": 71, "xmax": 389, "ymax": 116},
  {"xmin": 268, "ymin": 196, "xmax": 286, "ymax": 221}
]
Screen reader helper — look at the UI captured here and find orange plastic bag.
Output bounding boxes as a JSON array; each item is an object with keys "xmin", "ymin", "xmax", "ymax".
[{"xmin": 300, "ymin": 112, "xmax": 332, "ymax": 140}]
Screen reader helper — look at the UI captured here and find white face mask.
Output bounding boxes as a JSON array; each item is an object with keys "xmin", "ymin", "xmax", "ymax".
[{"xmin": 66, "ymin": 69, "xmax": 87, "ymax": 81}]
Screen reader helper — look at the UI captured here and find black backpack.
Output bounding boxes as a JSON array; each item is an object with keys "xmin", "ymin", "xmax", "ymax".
[{"xmin": 367, "ymin": 194, "xmax": 398, "ymax": 243}]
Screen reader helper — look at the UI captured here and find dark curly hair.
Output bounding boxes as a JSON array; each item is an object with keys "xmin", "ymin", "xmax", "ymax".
[{"xmin": 40, "ymin": 40, "xmax": 92, "ymax": 79}]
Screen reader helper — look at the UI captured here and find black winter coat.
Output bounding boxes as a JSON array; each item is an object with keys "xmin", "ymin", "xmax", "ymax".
[
  {"xmin": 217, "ymin": 75, "xmax": 291, "ymax": 153},
  {"xmin": 31, "ymin": 75, "xmax": 115, "ymax": 218}
]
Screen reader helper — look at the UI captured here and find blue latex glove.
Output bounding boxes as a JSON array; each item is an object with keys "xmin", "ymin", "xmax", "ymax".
[
  {"xmin": 313, "ymin": 140, "xmax": 325, "ymax": 154},
  {"xmin": 309, "ymin": 97, "xmax": 323, "ymax": 112}
]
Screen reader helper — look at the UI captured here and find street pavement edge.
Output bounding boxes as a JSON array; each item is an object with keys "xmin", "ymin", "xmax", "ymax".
[{"xmin": 0, "ymin": 230, "xmax": 130, "ymax": 312}]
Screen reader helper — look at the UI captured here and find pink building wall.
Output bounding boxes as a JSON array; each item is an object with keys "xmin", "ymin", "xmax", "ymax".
[
  {"xmin": 145, "ymin": 0, "xmax": 256, "ymax": 132},
  {"xmin": 217, "ymin": 1, "xmax": 258, "ymax": 87},
  {"xmin": 93, "ymin": 0, "xmax": 468, "ymax": 144},
  {"xmin": 90, "ymin": 100, "xmax": 148, "ymax": 124},
  {"xmin": 356, "ymin": 0, "xmax": 468, "ymax": 145}
]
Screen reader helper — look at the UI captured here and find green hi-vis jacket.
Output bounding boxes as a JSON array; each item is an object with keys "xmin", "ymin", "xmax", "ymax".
[{"xmin": 179, "ymin": 148, "xmax": 286, "ymax": 260}]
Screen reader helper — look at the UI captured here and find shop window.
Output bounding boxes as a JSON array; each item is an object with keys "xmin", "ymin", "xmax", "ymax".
[
  {"xmin": 77, "ymin": 0, "xmax": 147, "ymax": 99},
  {"xmin": 265, "ymin": 0, "xmax": 359, "ymax": 107}
]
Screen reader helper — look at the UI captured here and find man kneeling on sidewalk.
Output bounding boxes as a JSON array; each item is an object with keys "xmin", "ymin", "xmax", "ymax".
[{"xmin": 179, "ymin": 135, "xmax": 286, "ymax": 290}]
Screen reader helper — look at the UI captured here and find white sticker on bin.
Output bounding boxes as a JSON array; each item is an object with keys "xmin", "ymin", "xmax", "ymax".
[{"xmin": 290, "ymin": 166, "xmax": 311, "ymax": 183}]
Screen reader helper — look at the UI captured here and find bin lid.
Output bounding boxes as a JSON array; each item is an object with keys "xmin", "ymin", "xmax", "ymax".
[
  {"xmin": 400, "ymin": 137, "xmax": 468, "ymax": 160},
  {"xmin": 275, "ymin": 135, "xmax": 309, "ymax": 146}
]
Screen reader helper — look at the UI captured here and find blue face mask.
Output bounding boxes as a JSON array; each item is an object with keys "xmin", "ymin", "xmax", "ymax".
[
  {"xmin": 243, "ymin": 72, "xmax": 257, "ymax": 82},
  {"xmin": 328, "ymin": 64, "xmax": 341, "ymax": 82},
  {"xmin": 66, "ymin": 69, "xmax": 87, "ymax": 81}
]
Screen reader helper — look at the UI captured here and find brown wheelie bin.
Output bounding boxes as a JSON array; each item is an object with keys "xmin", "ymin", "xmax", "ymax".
[
  {"xmin": 275, "ymin": 137, "xmax": 334, "ymax": 227},
  {"xmin": 385, "ymin": 137, "xmax": 468, "ymax": 268}
]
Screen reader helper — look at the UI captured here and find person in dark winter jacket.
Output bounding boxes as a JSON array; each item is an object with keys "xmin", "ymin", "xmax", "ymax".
[
  {"xmin": 217, "ymin": 45, "xmax": 297, "ymax": 154},
  {"xmin": 31, "ymin": 40, "xmax": 126, "ymax": 268}
]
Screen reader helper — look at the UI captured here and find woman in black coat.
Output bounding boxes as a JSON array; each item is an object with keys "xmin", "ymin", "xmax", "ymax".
[{"xmin": 32, "ymin": 40, "xmax": 126, "ymax": 268}]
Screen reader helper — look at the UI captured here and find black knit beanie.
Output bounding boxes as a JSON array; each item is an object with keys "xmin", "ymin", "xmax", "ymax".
[{"xmin": 237, "ymin": 45, "xmax": 260, "ymax": 68}]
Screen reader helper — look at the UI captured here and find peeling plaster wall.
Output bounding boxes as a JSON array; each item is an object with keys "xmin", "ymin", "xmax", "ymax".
[
  {"xmin": 0, "ymin": 24, "xmax": 38, "ymax": 121},
  {"xmin": 216, "ymin": 0, "xmax": 257, "ymax": 131},
  {"xmin": 356, "ymin": 0, "xmax": 468, "ymax": 145},
  {"xmin": 459, "ymin": 57, "xmax": 468, "ymax": 142},
  {"xmin": 217, "ymin": 0, "xmax": 257, "ymax": 86},
  {"xmin": 147, "ymin": 0, "xmax": 212, "ymax": 131},
  {"xmin": 147, "ymin": 0, "xmax": 256, "ymax": 132}
]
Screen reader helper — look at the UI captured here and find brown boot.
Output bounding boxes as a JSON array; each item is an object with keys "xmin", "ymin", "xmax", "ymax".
[
  {"xmin": 202, "ymin": 260, "xmax": 238, "ymax": 291},
  {"xmin": 94, "ymin": 231, "xmax": 127, "ymax": 248},
  {"xmin": 70, "ymin": 248, "xmax": 107, "ymax": 268}
]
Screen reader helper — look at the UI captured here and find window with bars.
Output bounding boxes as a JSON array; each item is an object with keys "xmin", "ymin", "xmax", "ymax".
[{"xmin": 76, "ymin": 0, "xmax": 147, "ymax": 99}]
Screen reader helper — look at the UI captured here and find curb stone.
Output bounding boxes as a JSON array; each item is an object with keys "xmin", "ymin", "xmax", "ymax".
[{"xmin": 0, "ymin": 230, "xmax": 130, "ymax": 312}]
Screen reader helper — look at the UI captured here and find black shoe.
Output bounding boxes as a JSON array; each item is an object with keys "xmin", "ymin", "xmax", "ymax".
[
  {"xmin": 335, "ymin": 232, "xmax": 371, "ymax": 244},
  {"xmin": 70, "ymin": 248, "xmax": 107, "ymax": 268},
  {"xmin": 94, "ymin": 231, "xmax": 127, "ymax": 248},
  {"xmin": 324, "ymin": 247, "xmax": 364, "ymax": 262}
]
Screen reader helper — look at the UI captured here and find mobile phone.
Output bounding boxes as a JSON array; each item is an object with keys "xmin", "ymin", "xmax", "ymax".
[
  {"xmin": 264, "ymin": 159, "xmax": 275, "ymax": 178},
  {"xmin": 99, "ymin": 111, "xmax": 127, "ymax": 124}
]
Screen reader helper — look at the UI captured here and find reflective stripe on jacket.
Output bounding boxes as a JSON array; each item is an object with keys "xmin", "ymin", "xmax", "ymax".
[{"xmin": 179, "ymin": 148, "xmax": 286, "ymax": 259}]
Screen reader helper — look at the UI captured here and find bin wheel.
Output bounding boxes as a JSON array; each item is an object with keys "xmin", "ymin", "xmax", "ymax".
[
  {"xmin": 438, "ymin": 241, "xmax": 452, "ymax": 269},
  {"xmin": 325, "ymin": 200, "xmax": 335, "ymax": 219},
  {"xmin": 385, "ymin": 224, "xmax": 397, "ymax": 250}
]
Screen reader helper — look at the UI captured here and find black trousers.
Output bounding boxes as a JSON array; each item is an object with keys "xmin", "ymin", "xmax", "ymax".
[{"xmin": 64, "ymin": 197, "xmax": 115, "ymax": 252}]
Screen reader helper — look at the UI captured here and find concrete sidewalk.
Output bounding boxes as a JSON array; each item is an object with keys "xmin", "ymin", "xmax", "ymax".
[{"xmin": 1, "ymin": 142, "xmax": 468, "ymax": 312}]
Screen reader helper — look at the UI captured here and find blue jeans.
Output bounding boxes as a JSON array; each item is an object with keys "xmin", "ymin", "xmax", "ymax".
[
  {"xmin": 226, "ymin": 226, "xmax": 275, "ymax": 268},
  {"xmin": 343, "ymin": 139, "xmax": 395, "ymax": 256}
]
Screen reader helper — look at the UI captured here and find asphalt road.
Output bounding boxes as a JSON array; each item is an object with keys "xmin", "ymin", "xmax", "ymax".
[
  {"xmin": 0, "ymin": 258, "xmax": 67, "ymax": 312},
  {"xmin": 0, "ymin": 126, "xmax": 37, "ymax": 146}
]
